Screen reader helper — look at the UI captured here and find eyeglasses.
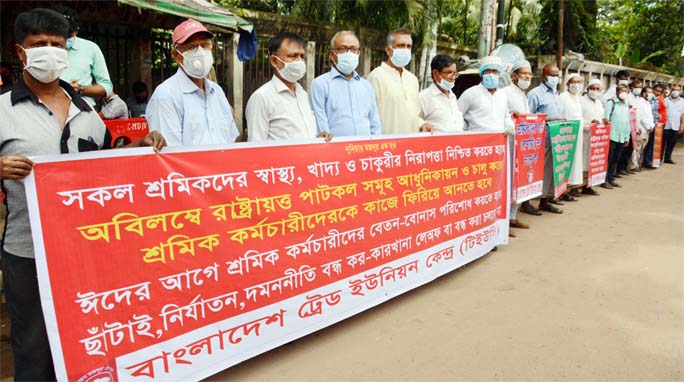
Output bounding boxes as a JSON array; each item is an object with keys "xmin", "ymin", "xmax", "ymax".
[
  {"xmin": 333, "ymin": 47, "xmax": 360, "ymax": 54},
  {"xmin": 440, "ymin": 70, "xmax": 458, "ymax": 78}
]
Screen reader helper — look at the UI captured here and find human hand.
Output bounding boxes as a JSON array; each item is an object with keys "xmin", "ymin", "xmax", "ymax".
[{"xmin": 1, "ymin": 155, "xmax": 34, "ymax": 180}]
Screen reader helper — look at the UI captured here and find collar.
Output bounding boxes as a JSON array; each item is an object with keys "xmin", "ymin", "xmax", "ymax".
[
  {"xmin": 542, "ymin": 82, "xmax": 557, "ymax": 94},
  {"xmin": 176, "ymin": 68, "xmax": 214, "ymax": 94},
  {"xmin": 11, "ymin": 76, "xmax": 91, "ymax": 111},
  {"xmin": 69, "ymin": 36, "xmax": 80, "ymax": 51},
  {"xmin": 479, "ymin": 83, "xmax": 497, "ymax": 95},
  {"xmin": 271, "ymin": 75, "xmax": 299, "ymax": 95},
  {"xmin": 381, "ymin": 61, "xmax": 404, "ymax": 77},
  {"xmin": 330, "ymin": 67, "xmax": 360, "ymax": 80},
  {"xmin": 429, "ymin": 83, "xmax": 453, "ymax": 97}
]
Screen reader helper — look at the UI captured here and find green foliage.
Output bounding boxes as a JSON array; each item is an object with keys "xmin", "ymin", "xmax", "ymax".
[
  {"xmin": 538, "ymin": 0, "xmax": 599, "ymax": 57},
  {"xmin": 439, "ymin": 0, "xmax": 480, "ymax": 46},
  {"xmin": 505, "ymin": 0, "xmax": 542, "ymax": 53}
]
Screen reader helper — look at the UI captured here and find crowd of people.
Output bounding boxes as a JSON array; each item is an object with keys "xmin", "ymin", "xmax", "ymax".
[{"xmin": 0, "ymin": 7, "xmax": 683, "ymax": 382}]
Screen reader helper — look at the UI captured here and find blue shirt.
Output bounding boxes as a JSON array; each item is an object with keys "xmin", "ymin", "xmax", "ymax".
[
  {"xmin": 146, "ymin": 69, "xmax": 239, "ymax": 146},
  {"xmin": 309, "ymin": 68, "xmax": 382, "ymax": 136},
  {"xmin": 604, "ymin": 98, "xmax": 630, "ymax": 143},
  {"xmin": 527, "ymin": 83, "xmax": 564, "ymax": 119},
  {"xmin": 649, "ymin": 97, "xmax": 659, "ymax": 123}
]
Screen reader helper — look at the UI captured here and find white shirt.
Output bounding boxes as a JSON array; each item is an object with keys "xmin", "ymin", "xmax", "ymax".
[
  {"xmin": 457, "ymin": 83, "xmax": 508, "ymax": 132},
  {"xmin": 419, "ymin": 83, "xmax": 463, "ymax": 132},
  {"xmin": 637, "ymin": 97, "xmax": 654, "ymax": 132},
  {"xmin": 601, "ymin": 84, "xmax": 617, "ymax": 103},
  {"xmin": 665, "ymin": 97, "xmax": 684, "ymax": 131},
  {"xmin": 367, "ymin": 62, "xmax": 424, "ymax": 134},
  {"xmin": 502, "ymin": 84, "xmax": 530, "ymax": 114},
  {"xmin": 580, "ymin": 95, "xmax": 605, "ymax": 131},
  {"xmin": 246, "ymin": 75, "xmax": 317, "ymax": 141}
]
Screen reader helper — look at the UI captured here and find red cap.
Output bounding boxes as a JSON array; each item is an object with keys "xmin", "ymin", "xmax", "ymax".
[{"xmin": 172, "ymin": 19, "xmax": 213, "ymax": 45}]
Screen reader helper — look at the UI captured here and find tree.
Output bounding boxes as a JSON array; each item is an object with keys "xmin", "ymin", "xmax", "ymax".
[{"xmin": 538, "ymin": 0, "xmax": 599, "ymax": 57}]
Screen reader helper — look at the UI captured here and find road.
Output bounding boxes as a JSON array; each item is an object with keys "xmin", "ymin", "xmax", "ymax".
[{"xmin": 209, "ymin": 147, "xmax": 684, "ymax": 382}]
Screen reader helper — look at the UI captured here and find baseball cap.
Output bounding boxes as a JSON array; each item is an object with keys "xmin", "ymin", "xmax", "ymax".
[{"xmin": 172, "ymin": 19, "xmax": 214, "ymax": 45}]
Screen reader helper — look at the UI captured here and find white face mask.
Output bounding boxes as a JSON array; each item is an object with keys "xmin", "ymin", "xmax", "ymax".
[
  {"xmin": 671, "ymin": 90, "xmax": 681, "ymax": 98},
  {"xmin": 178, "ymin": 46, "xmax": 213, "ymax": 79},
  {"xmin": 516, "ymin": 78, "xmax": 531, "ymax": 90},
  {"xmin": 587, "ymin": 90, "xmax": 601, "ymax": 100},
  {"xmin": 618, "ymin": 79, "xmax": 630, "ymax": 86},
  {"xmin": 438, "ymin": 74, "xmax": 454, "ymax": 91},
  {"xmin": 569, "ymin": 83, "xmax": 583, "ymax": 94},
  {"xmin": 631, "ymin": 87, "xmax": 642, "ymax": 96},
  {"xmin": 275, "ymin": 56, "xmax": 306, "ymax": 83},
  {"xmin": 618, "ymin": 92, "xmax": 627, "ymax": 101},
  {"xmin": 22, "ymin": 45, "xmax": 68, "ymax": 84}
]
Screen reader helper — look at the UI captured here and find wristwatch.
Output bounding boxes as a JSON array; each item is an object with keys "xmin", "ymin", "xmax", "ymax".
[{"xmin": 78, "ymin": 85, "xmax": 84, "ymax": 95}]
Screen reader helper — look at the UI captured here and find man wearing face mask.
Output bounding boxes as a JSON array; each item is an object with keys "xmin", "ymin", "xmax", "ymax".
[
  {"xmin": 247, "ymin": 32, "xmax": 331, "ymax": 142},
  {"xmin": 643, "ymin": 84, "xmax": 665, "ymax": 168},
  {"xmin": 526, "ymin": 64, "xmax": 564, "ymax": 214},
  {"xmin": 502, "ymin": 59, "xmax": 533, "ymax": 230},
  {"xmin": 51, "ymin": 5, "xmax": 113, "ymax": 107},
  {"xmin": 146, "ymin": 19, "xmax": 239, "ymax": 146},
  {"xmin": 602, "ymin": 69, "xmax": 630, "ymax": 104},
  {"xmin": 0, "ymin": 9, "xmax": 166, "ymax": 381},
  {"xmin": 579, "ymin": 79, "xmax": 607, "ymax": 191},
  {"xmin": 630, "ymin": 85, "xmax": 654, "ymax": 171},
  {"xmin": 559, "ymin": 73, "xmax": 585, "ymax": 200},
  {"xmin": 457, "ymin": 55, "xmax": 510, "ymax": 132},
  {"xmin": 419, "ymin": 54, "xmax": 463, "ymax": 132},
  {"xmin": 663, "ymin": 84, "xmax": 684, "ymax": 164},
  {"xmin": 368, "ymin": 28, "xmax": 431, "ymax": 134},
  {"xmin": 603, "ymin": 84, "xmax": 631, "ymax": 188},
  {"xmin": 309, "ymin": 31, "xmax": 381, "ymax": 137}
]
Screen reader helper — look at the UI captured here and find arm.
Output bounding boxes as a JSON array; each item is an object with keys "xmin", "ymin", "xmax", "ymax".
[
  {"xmin": 145, "ymin": 92, "xmax": 183, "ymax": 146},
  {"xmin": 245, "ymin": 93, "xmax": 270, "ymax": 142},
  {"xmin": 368, "ymin": 85, "xmax": 382, "ymax": 135},
  {"xmin": 90, "ymin": 46, "xmax": 114, "ymax": 96},
  {"xmin": 309, "ymin": 78, "xmax": 330, "ymax": 134}
]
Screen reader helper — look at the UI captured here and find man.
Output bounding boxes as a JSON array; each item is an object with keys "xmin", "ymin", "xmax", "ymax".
[
  {"xmin": 127, "ymin": 81, "xmax": 148, "ymax": 117},
  {"xmin": 559, "ymin": 73, "xmax": 585, "ymax": 200},
  {"xmin": 663, "ymin": 84, "xmax": 684, "ymax": 164},
  {"xmin": 419, "ymin": 54, "xmax": 463, "ymax": 132},
  {"xmin": 602, "ymin": 69, "xmax": 630, "ymax": 103},
  {"xmin": 99, "ymin": 92, "xmax": 129, "ymax": 119},
  {"xmin": 0, "ymin": 9, "xmax": 165, "ymax": 381},
  {"xmin": 604, "ymin": 84, "xmax": 631, "ymax": 188},
  {"xmin": 0, "ymin": 61, "xmax": 13, "ymax": 94},
  {"xmin": 502, "ymin": 59, "xmax": 532, "ymax": 230},
  {"xmin": 643, "ymin": 83, "xmax": 665, "ymax": 168},
  {"xmin": 632, "ymin": 86, "xmax": 654, "ymax": 171},
  {"xmin": 617, "ymin": 79, "xmax": 644, "ymax": 175},
  {"xmin": 527, "ymin": 64, "xmax": 564, "ymax": 214},
  {"xmin": 367, "ymin": 28, "xmax": 431, "ymax": 134},
  {"xmin": 457, "ymin": 55, "xmax": 509, "ymax": 132},
  {"xmin": 146, "ymin": 19, "xmax": 240, "ymax": 146},
  {"xmin": 309, "ymin": 30, "xmax": 382, "ymax": 137},
  {"xmin": 246, "ymin": 32, "xmax": 331, "ymax": 142},
  {"xmin": 51, "ymin": 4, "xmax": 113, "ymax": 107},
  {"xmin": 579, "ymin": 78, "xmax": 607, "ymax": 191}
]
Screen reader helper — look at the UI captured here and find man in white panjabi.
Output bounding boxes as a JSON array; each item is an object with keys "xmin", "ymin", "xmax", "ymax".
[
  {"xmin": 558, "ymin": 73, "xmax": 584, "ymax": 200},
  {"xmin": 502, "ymin": 59, "xmax": 532, "ymax": 234},
  {"xmin": 579, "ymin": 78, "xmax": 607, "ymax": 193}
]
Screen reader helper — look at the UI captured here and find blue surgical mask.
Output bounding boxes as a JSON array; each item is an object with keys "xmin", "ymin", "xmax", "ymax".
[
  {"xmin": 545, "ymin": 76, "xmax": 559, "ymax": 89},
  {"xmin": 647, "ymin": 93, "xmax": 654, "ymax": 101},
  {"xmin": 482, "ymin": 73, "xmax": 499, "ymax": 89},
  {"xmin": 390, "ymin": 48, "xmax": 411, "ymax": 68},
  {"xmin": 66, "ymin": 37, "xmax": 76, "ymax": 50},
  {"xmin": 439, "ymin": 76, "xmax": 454, "ymax": 90},
  {"xmin": 334, "ymin": 52, "xmax": 359, "ymax": 75}
]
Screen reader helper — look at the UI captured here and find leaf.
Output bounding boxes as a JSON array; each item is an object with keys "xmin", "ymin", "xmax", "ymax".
[{"xmin": 639, "ymin": 50, "xmax": 666, "ymax": 64}]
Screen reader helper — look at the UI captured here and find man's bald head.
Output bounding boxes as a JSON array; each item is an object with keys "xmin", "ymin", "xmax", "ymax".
[{"xmin": 542, "ymin": 64, "xmax": 559, "ymax": 77}]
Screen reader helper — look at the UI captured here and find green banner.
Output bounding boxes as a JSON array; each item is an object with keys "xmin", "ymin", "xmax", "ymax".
[{"xmin": 548, "ymin": 120, "xmax": 580, "ymax": 198}]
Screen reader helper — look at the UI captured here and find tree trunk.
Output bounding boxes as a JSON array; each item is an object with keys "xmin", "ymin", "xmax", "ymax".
[{"xmin": 478, "ymin": 0, "xmax": 494, "ymax": 57}]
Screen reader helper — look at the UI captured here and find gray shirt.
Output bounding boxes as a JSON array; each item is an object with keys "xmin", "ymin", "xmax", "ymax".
[
  {"xmin": 0, "ymin": 78, "xmax": 111, "ymax": 258},
  {"xmin": 102, "ymin": 94, "xmax": 129, "ymax": 119}
]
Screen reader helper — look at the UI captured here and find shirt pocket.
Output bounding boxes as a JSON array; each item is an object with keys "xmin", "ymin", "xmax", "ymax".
[
  {"xmin": 212, "ymin": 115, "xmax": 234, "ymax": 143},
  {"xmin": 78, "ymin": 138, "xmax": 99, "ymax": 152}
]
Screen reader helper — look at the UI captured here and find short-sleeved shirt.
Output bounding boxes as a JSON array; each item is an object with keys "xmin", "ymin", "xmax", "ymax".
[
  {"xmin": 665, "ymin": 97, "xmax": 684, "ymax": 131},
  {"xmin": 146, "ymin": 69, "xmax": 239, "ymax": 146},
  {"xmin": 419, "ymin": 83, "xmax": 464, "ymax": 132},
  {"xmin": 246, "ymin": 75, "xmax": 317, "ymax": 141},
  {"xmin": 0, "ymin": 78, "xmax": 111, "ymax": 259},
  {"xmin": 102, "ymin": 94, "xmax": 129, "ymax": 119},
  {"xmin": 60, "ymin": 36, "xmax": 114, "ymax": 106},
  {"xmin": 527, "ymin": 83, "xmax": 564, "ymax": 120},
  {"xmin": 604, "ymin": 98, "xmax": 630, "ymax": 143}
]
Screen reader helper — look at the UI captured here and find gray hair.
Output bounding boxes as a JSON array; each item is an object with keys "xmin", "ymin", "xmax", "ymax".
[
  {"xmin": 330, "ymin": 30, "xmax": 358, "ymax": 48},
  {"xmin": 386, "ymin": 28, "xmax": 412, "ymax": 47}
]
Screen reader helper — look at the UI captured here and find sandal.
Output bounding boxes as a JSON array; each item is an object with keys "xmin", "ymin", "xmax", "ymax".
[
  {"xmin": 540, "ymin": 204, "xmax": 563, "ymax": 214},
  {"xmin": 520, "ymin": 203, "xmax": 542, "ymax": 216},
  {"xmin": 559, "ymin": 194, "xmax": 577, "ymax": 202},
  {"xmin": 510, "ymin": 219, "xmax": 530, "ymax": 229},
  {"xmin": 549, "ymin": 198, "xmax": 565, "ymax": 205}
]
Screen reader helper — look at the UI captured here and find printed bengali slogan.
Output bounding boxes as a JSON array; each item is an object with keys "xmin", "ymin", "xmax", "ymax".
[
  {"xmin": 513, "ymin": 114, "xmax": 546, "ymax": 203},
  {"xmin": 25, "ymin": 133, "xmax": 509, "ymax": 382},
  {"xmin": 587, "ymin": 122, "xmax": 611, "ymax": 187}
]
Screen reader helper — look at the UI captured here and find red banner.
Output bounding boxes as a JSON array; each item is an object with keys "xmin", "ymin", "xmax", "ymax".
[
  {"xmin": 512, "ymin": 114, "xmax": 546, "ymax": 203},
  {"xmin": 104, "ymin": 117, "xmax": 150, "ymax": 148},
  {"xmin": 26, "ymin": 134, "xmax": 509, "ymax": 382},
  {"xmin": 652, "ymin": 122, "xmax": 664, "ymax": 167},
  {"xmin": 588, "ymin": 122, "xmax": 611, "ymax": 187},
  {"xmin": 629, "ymin": 108, "xmax": 638, "ymax": 149}
]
